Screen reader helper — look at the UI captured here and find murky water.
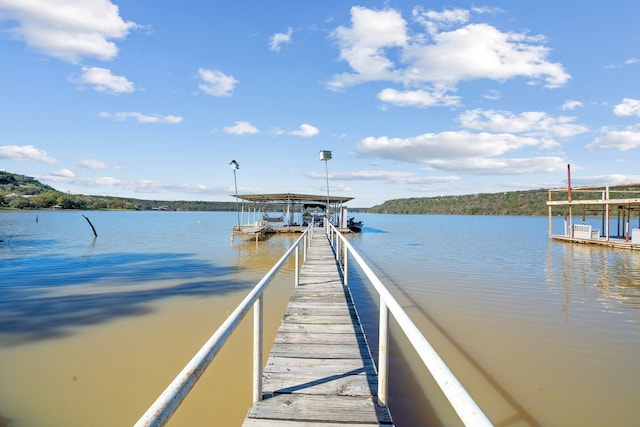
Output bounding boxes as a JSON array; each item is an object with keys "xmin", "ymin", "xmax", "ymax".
[{"xmin": 1, "ymin": 211, "xmax": 639, "ymax": 426}]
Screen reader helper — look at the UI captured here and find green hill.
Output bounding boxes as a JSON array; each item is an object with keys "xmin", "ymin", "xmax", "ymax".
[
  {"xmin": 2, "ymin": 170, "xmax": 564, "ymax": 215},
  {"xmin": 0, "ymin": 171, "xmax": 237, "ymax": 211},
  {"xmin": 368, "ymin": 189, "xmax": 552, "ymax": 216}
]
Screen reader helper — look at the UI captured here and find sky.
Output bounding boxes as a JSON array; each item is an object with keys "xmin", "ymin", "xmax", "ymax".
[{"xmin": 1, "ymin": 1, "xmax": 639, "ymax": 207}]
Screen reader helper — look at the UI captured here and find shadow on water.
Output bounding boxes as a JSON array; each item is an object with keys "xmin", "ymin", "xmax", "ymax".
[
  {"xmin": 360, "ymin": 227, "xmax": 388, "ymax": 234},
  {"xmin": 0, "ymin": 252, "xmax": 251, "ymax": 347}
]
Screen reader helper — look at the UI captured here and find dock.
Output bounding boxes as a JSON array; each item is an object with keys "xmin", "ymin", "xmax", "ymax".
[
  {"xmin": 546, "ymin": 181, "xmax": 640, "ymax": 250},
  {"xmin": 242, "ymin": 227, "xmax": 394, "ymax": 426},
  {"xmin": 134, "ymin": 223, "xmax": 490, "ymax": 427}
]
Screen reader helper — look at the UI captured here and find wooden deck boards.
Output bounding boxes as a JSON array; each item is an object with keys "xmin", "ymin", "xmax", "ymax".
[{"xmin": 242, "ymin": 228, "xmax": 393, "ymax": 426}]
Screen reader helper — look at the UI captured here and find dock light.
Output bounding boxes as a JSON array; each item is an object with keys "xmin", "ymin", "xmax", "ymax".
[
  {"xmin": 319, "ymin": 150, "xmax": 332, "ymax": 161},
  {"xmin": 229, "ymin": 160, "xmax": 240, "ymax": 226},
  {"xmin": 320, "ymin": 150, "xmax": 332, "ymax": 224}
]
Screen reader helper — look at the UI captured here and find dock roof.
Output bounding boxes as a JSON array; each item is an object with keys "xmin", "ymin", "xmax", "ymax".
[{"xmin": 232, "ymin": 192, "xmax": 354, "ymax": 204}]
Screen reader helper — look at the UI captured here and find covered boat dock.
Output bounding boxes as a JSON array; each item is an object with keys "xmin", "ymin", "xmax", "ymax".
[
  {"xmin": 231, "ymin": 193, "xmax": 357, "ymax": 239},
  {"xmin": 546, "ymin": 183, "xmax": 640, "ymax": 250}
]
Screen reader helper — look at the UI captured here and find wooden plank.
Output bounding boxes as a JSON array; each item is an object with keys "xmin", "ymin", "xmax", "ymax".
[
  {"xmin": 246, "ymin": 395, "xmax": 392, "ymax": 424},
  {"xmin": 262, "ymin": 356, "xmax": 376, "ymax": 375},
  {"xmin": 243, "ymin": 418, "xmax": 388, "ymax": 427},
  {"xmin": 242, "ymin": 230, "xmax": 394, "ymax": 426},
  {"xmin": 262, "ymin": 374, "xmax": 377, "ymax": 398},
  {"xmin": 280, "ymin": 315, "xmax": 354, "ymax": 325},
  {"xmin": 277, "ymin": 323, "xmax": 363, "ymax": 334},
  {"xmin": 274, "ymin": 332, "xmax": 364, "ymax": 345},
  {"xmin": 268, "ymin": 342, "xmax": 370, "ymax": 359}
]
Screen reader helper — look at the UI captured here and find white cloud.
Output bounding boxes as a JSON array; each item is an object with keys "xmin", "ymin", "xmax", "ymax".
[
  {"xmin": 289, "ymin": 123, "xmax": 319, "ymax": 137},
  {"xmin": 51, "ymin": 168, "xmax": 74, "ymax": 178},
  {"xmin": 561, "ymin": 100, "xmax": 583, "ymax": 111},
  {"xmin": 355, "ymin": 129, "xmax": 569, "ymax": 175},
  {"xmin": 99, "ymin": 111, "xmax": 183, "ymax": 124},
  {"xmin": 329, "ymin": 6, "xmax": 570, "ymax": 95},
  {"xmin": 272, "ymin": 124, "xmax": 320, "ymax": 137},
  {"xmin": 78, "ymin": 159, "xmax": 109, "ymax": 169},
  {"xmin": 44, "ymin": 173, "xmax": 214, "ymax": 195},
  {"xmin": 357, "ymin": 131, "xmax": 546, "ymax": 163},
  {"xmin": 483, "ymin": 90, "xmax": 500, "ymax": 101},
  {"xmin": 587, "ymin": 129, "xmax": 640, "ymax": 151},
  {"xmin": 198, "ymin": 68, "xmax": 237, "ymax": 97},
  {"xmin": 0, "ymin": 144, "xmax": 56, "ymax": 163},
  {"xmin": 223, "ymin": 121, "xmax": 258, "ymax": 135},
  {"xmin": 458, "ymin": 109, "xmax": 588, "ymax": 138},
  {"xmin": 413, "ymin": 6, "xmax": 469, "ymax": 36},
  {"xmin": 72, "ymin": 66, "xmax": 135, "ymax": 94},
  {"xmin": 427, "ymin": 156, "xmax": 568, "ymax": 174},
  {"xmin": 403, "ymin": 23, "xmax": 568, "ymax": 88},
  {"xmin": 270, "ymin": 27, "xmax": 293, "ymax": 52},
  {"xmin": 613, "ymin": 98, "xmax": 640, "ymax": 117},
  {"xmin": 377, "ymin": 87, "xmax": 460, "ymax": 107},
  {"xmin": 308, "ymin": 169, "xmax": 460, "ymax": 185},
  {"xmin": 0, "ymin": 0, "xmax": 137, "ymax": 62},
  {"xmin": 329, "ymin": 6, "xmax": 408, "ymax": 89}
]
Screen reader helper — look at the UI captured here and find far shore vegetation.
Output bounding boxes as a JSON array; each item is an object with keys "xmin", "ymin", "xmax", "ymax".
[{"xmin": 0, "ymin": 170, "xmax": 583, "ymax": 216}]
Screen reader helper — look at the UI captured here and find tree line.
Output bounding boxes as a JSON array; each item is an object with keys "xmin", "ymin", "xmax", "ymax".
[
  {"xmin": 0, "ymin": 171, "xmax": 237, "ymax": 211},
  {"xmin": 2, "ymin": 170, "xmax": 584, "ymax": 215}
]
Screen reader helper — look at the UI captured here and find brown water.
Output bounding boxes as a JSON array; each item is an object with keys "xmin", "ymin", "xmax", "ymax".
[{"xmin": 1, "ymin": 211, "xmax": 639, "ymax": 426}]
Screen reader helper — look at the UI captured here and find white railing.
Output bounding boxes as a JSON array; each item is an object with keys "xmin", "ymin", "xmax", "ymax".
[
  {"xmin": 133, "ymin": 225, "xmax": 313, "ymax": 427},
  {"xmin": 325, "ymin": 221, "xmax": 492, "ymax": 426}
]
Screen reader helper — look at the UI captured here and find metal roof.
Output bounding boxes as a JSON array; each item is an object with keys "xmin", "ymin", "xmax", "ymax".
[{"xmin": 231, "ymin": 193, "xmax": 354, "ymax": 204}]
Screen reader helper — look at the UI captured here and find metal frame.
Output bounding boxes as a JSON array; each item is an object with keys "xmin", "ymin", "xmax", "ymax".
[{"xmin": 325, "ymin": 220, "xmax": 492, "ymax": 426}]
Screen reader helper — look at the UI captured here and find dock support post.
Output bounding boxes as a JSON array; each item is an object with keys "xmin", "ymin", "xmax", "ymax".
[
  {"xmin": 253, "ymin": 296, "xmax": 263, "ymax": 403},
  {"xmin": 378, "ymin": 300, "xmax": 389, "ymax": 407}
]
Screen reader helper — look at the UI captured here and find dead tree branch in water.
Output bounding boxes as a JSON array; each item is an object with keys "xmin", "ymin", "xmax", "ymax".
[{"xmin": 82, "ymin": 214, "xmax": 98, "ymax": 238}]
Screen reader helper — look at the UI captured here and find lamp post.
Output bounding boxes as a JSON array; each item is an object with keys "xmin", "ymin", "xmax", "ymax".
[
  {"xmin": 229, "ymin": 160, "xmax": 240, "ymax": 226},
  {"xmin": 319, "ymin": 150, "xmax": 332, "ymax": 224}
]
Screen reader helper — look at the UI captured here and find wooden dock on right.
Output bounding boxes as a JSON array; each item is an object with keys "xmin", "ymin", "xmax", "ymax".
[{"xmin": 242, "ymin": 227, "xmax": 394, "ymax": 426}]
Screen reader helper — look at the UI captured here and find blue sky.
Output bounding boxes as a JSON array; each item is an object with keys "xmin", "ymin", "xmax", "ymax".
[{"xmin": 1, "ymin": 1, "xmax": 639, "ymax": 207}]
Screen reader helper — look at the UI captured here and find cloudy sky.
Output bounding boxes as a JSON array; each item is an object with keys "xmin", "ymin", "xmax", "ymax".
[{"xmin": 1, "ymin": 1, "xmax": 639, "ymax": 207}]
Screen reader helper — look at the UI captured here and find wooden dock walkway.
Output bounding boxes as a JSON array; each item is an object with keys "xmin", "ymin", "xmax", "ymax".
[{"xmin": 242, "ymin": 228, "xmax": 394, "ymax": 426}]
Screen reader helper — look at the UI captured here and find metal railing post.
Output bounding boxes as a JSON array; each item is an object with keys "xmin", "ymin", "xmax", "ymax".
[
  {"xmin": 295, "ymin": 244, "xmax": 300, "ymax": 287},
  {"xmin": 343, "ymin": 248, "xmax": 348, "ymax": 287},
  {"xmin": 378, "ymin": 299, "xmax": 389, "ymax": 406},
  {"xmin": 303, "ymin": 233, "xmax": 307, "ymax": 262},
  {"xmin": 253, "ymin": 295, "xmax": 263, "ymax": 403}
]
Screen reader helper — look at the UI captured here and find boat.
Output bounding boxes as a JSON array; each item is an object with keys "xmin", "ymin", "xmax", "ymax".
[
  {"xmin": 230, "ymin": 193, "xmax": 358, "ymax": 239},
  {"xmin": 347, "ymin": 217, "xmax": 363, "ymax": 233}
]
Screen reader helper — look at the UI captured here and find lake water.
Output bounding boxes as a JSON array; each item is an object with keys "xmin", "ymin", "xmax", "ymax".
[{"xmin": 1, "ymin": 211, "xmax": 639, "ymax": 426}]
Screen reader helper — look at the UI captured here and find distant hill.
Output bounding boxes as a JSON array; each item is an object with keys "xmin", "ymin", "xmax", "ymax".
[
  {"xmin": 0, "ymin": 171, "xmax": 237, "ymax": 211},
  {"xmin": 2, "ymin": 170, "xmax": 563, "ymax": 215},
  {"xmin": 368, "ymin": 189, "xmax": 553, "ymax": 216}
]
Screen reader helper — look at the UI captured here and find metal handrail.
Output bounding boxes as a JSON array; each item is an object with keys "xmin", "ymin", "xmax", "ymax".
[
  {"xmin": 325, "ymin": 221, "xmax": 492, "ymax": 426},
  {"xmin": 133, "ymin": 225, "xmax": 313, "ymax": 427}
]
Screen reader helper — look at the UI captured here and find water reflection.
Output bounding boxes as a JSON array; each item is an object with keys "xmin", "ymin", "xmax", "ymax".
[
  {"xmin": 0, "ymin": 252, "xmax": 249, "ymax": 346},
  {"xmin": 546, "ymin": 241, "xmax": 640, "ymax": 320}
]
